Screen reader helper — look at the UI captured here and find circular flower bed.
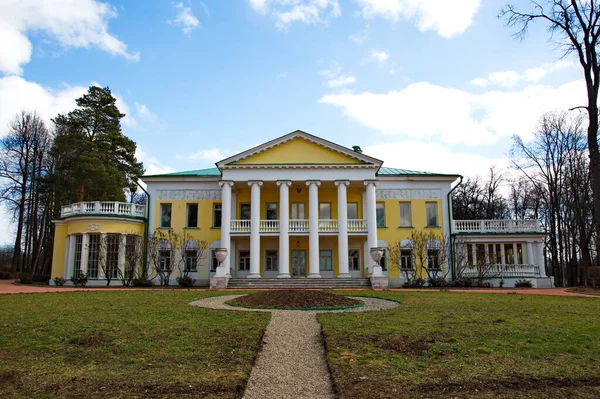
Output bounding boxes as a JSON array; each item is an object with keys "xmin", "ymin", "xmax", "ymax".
[{"xmin": 227, "ymin": 290, "xmax": 363, "ymax": 310}]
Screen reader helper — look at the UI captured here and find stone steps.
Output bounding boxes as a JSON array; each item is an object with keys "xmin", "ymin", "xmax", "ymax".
[{"xmin": 227, "ymin": 278, "xmax": 371, "ymax": 289}]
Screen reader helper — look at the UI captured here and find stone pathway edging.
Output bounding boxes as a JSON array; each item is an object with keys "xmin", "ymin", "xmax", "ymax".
[{"xmin": 190, "ymin": 295, "xmax": 400, "ymax": 399}]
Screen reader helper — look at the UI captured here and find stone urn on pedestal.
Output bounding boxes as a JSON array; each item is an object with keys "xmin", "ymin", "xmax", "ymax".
[
  {"xmin": 369, "ymin": 247, "xmax": 389, "ymax": 289},
  {"xmin": 210, "ymin": 248, "xmax": 229, "ymax": 289}
]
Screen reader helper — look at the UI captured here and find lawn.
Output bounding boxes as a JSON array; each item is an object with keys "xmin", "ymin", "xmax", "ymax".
[
  {"xmin": 319, "ymin": 291, "xmax": 600, "ymax": 399},
  {"xmin": 0, "ymin": 291, "xmax": 270, "ymax": 399}
]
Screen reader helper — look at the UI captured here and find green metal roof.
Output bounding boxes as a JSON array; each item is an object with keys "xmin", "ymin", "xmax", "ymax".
[
  {"xmin": 144, "ymin": 166, "xmax": 460, "ymax": 178},
  {"xmin": 143, "ymin": 167, "xmax": 221, "ymax": 178},
  {"xmin": 377, "ymin": 167, "xmax": 460, "ymax": 177}
]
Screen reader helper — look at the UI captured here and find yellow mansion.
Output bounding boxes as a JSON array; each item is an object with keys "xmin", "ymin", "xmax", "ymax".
[{"xmin": 50, "ymin": 131, "xmax": 552, "ymax": 288}]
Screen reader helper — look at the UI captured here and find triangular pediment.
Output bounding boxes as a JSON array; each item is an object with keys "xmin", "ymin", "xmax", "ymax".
[{"xmin": 216, "ymin": 130, "xmax": 382, "ymax": 169}]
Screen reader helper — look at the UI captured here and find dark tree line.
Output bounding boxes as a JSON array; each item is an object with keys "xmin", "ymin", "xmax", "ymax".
[{"xmin": 0, "ymin": 86, "xmax": 144, "ymax": 276}]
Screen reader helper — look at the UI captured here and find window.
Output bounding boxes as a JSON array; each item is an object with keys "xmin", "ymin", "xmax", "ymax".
[
  {"xmin": 158, "ymin": 249, "xmax": 171, "ymax": 272},
  {"xmin": 426, "ymin": 202, "xmax": 438, "ymax": 227},
  {"xmin": 87, "ymin": 234, "xmax": 100, "ymax": 278},
  {"xmin": 213, "ymin": 203, "xmax": 222, "ymax": 228},
  {"xmin": 399, "ymin": 202, "xmax": 412, "ymax": 227},
  {"xmin": 125, "ymin": 235, "xmax": 139, "ymax": 279},
  {"xmin": 348, "ymin": 250, "xmax": 360, "ymax": 271},
  {"xmin": 319, "ymin": 203, "xmax": 331, "ymax": 219},
  {"xmin": 347, "ymin": 203, "xmax": 358, "ymax": 219},
  {"xmin": 320, "ymin": 250, "xmax": 333, "ymax": 271},
  {"xmin": 105, "ymin": 234, "xmax": 120, "ymax": 279},
  {"xmin": 376, "ymin": 203, "xmax": 385, "ymax": 227},
  {"xmin": 400, "ymin": 249, "xmax": 413, "ymax": 270},
  {"xmin": 266, "ymin": 203, "xmax": 277, "ymax": 220},
  {"xmin": 73, "ymin": 235, "xmax": 83, "ymax": 277},
  {"xmin": 239, "ymin": 251, "xmax": 250, "ymax": 271},
  {"xmin": 240, "ymin": 203, "xmax": 251, "ymax": 220},
  {"xmin": 185, "ymin": 250, "xmax": 198, "ymax": 272},
  {"xmin": 160, "ymin": 203, "xmax": 172, "ymax": 228},
  {"xmin": 186, "ymin": 204, "xmax": 198, "ymax": 228},
  {"xmin": 265, "ymin": 250, "xmax": 278, "ymax": 271},
  {"xmin": 427, "ymin": 249, "xmax": 441, "ymax": 270},
  {"xmin": 291, "ymin": 203, "xmax": 305, "ymax": 219}
]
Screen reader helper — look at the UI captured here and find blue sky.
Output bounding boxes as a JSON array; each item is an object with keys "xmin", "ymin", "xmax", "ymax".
[{"xmin": 0, "ymin": 0, "xmax": 587, "ymax": 243}]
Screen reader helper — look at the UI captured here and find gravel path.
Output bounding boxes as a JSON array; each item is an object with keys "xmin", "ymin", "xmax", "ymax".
[{"xmin": 190, "ymin": 295, "xmax": 400, "ymax": 399}]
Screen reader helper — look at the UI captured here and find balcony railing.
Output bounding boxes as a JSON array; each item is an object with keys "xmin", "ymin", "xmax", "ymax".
[
  {"xmin": 453, "ymin": 219, "xmax": 542, "ymax": 233},
  {"xmin": 230, "ymin": 219, "xmax": 368, "ymax": 234},
  {"xmin": 461, "ymin": 264, "xmax": 541, "ymax": 278},
  {"xmin": 60, "ymin": 201, "xmax": 146, "ymax": 218}
]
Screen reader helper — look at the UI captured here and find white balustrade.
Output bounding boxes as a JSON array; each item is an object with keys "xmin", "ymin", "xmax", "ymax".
[
  {"xmin": 454, "ymin": 219, "xmax": 542, "ymax": 233},
  {"xmin": 60, "ymin": 201, "xmax": 146, "ymax": 218},
  {"xmin": 318, "ymin": 219, "xmax": 338, "ymax": 232},
  {"xmin": 230, "ymin": 220, "xmax": 251, "ymax": 233},
  {"xmin": 260, "ymin": 220, "xmax": 280, "ymax": 232},
  {"xmin": 461, "ymin": 264, "xmax": 540, "ymax": 278},
  {"xmin": 348, "ymin": 219, "xmax": 367, "ymax": 232},
  {"xmin": 289, "ymin": 219, "xmax": 309, "ymax": 232}
]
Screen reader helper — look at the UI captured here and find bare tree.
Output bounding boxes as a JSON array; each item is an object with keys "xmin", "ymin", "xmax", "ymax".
[
  {"xmin": 452, "ymin": 167, "xmax": 509, "ymax": 220},
  {"xmin": 98, "ymin": 234, "xmax": 120, "ymax": 286},
  {"xmin": 176, "ymin": 233, "xmax": 208, "ymax": 281},
  {"xmin": 122, "ymin": 234, "xmax": 142, "ymax": 286},
  {"xmin": 149, "ymin": 230, "xmax": 178, "ymax": 286},
  {"xmin": 501, "ymin": 0, "xmax": 600, "ymax": 263}
]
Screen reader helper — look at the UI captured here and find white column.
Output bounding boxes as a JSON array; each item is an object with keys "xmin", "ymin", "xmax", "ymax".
[
  {"xmin": 307, "ymin": 180, "xmax": 321, "ymax": 278},
  {"xmin": 336, "ymin": 180, "xmax": 350, "ymax": 278},
  {"xmin": 500, "ymin": 243, "xmax": 506, "ymax": 266},
  {"xmin": 218, "ymin": 181, "xmax": 234, "ymax": 277},
  {"xmin": 229, "ymin": 189, "xmax": 238, "ymax": 273},
  {"xmin": 118, "ymin": 233, "xmax": 127, "ymax": 278},
  {"xmin": 492, "ymin": 244, "xmax": 497, "ymax": 264},
  {"xmin": 68, "ymin": 234, "xmax": 76, "ymax": 277},
  {"xmin": 248, "ymin": 181, "xmax": 262, "ymax": 278},
  {"xmin": 484, "ymin": 244, "xmax": 490, "ymax": 265},
  {"xmin": 365, "ymin": 180, "xmax": 382, "ymax": 276},
  {"xmin": 472, "ymin": 244, "xmax": 477, "ymax": 266},
  {"xmin": 99, "ymin": 232, "xmax": 107, "ymax": 279},
  {"xmin": 513, "ymin": 243, "xmax": 519, "ymax": 264},
  {"xmin": 80, "ymin": 232, "xmax": 89, "ymax": 276},
  {"xmin": 536, "ymin": 240, "xmax": 547, "ymax": 277},
  {"xmin": 526, "ymin": 241, "xmax": 534, "ymax": 265},
  {"xmin": 277, "ymin": 181, "xmax": 291, "ymax": 278},
  {"xmin": 364, "ymin": 180, "xmax": 378, "ymax": 251}
]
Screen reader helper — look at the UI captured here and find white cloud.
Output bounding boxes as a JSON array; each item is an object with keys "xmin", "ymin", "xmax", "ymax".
[
  {"xmin": 135, "ymin": 102, "xmax": 159, "ymax": 125},
  {"xmin": 370, "ymin": 49, "xmax": 389, "ymax": 63},
  {"xmin": 364, "ymin": 140, "xmax": 509, "ymax": 178},
  {"xmin": 248, "ymin": 0, "xmax": 341, "ymax": 29},
  {"xmin": 320, "ymin": 65, "xmax": 356, "ymax": 88},
  {"xmin": 136, "ymin": 146, "xmax": 175, "ymax": 177},
  {"xmin": 356, "ymin": 0, "xmax": 481, "ymax": 38},
  {"xmin": 168, "ymin": 2, "xmax": 200, "ymax": 35},
  {"xmin": 176, "ymin": 148, "xmax": 230, "ymax": 162},
  {"xmin": 0, "ymin": 0, "xmax": 139, "ymax": 75},
  {"xmin": 349, "ymin": 24, "xmax": 369, "ymax": 44},
  {"xmin": 472, "ymin": 60, "xmax": 575, "ymax": 88},
  {"xmin": 320, "ymin": 79, "xmax": 585, "ymax": 146}
]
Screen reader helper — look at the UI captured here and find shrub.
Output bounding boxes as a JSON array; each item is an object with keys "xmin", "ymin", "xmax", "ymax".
[
  {"xmin": 453, "ymin": 277, "xmax": 473, "ymax": 287},
  {"xmin": 474, "ymin": 280, "xmax": 493, "ymax": 288},
  {"xmin": 514, "ymin": 279, "xmax": 533, "ymax": 288},
  {"xmin": 176, "ymin": 275, "xmax": 196, "ymax": 288},
  {"xmin": 0, "ymin": 270, "xmax": 13, "ymax": 279},
  {"xmin": 132, "ymin": 278, "xmax": 154, "ymax": 287},
  {"xmin": 499, "ymin": 279, "xmax": 505, "ymax": 288},
  {"xmin": 428, "ymin": 277, "xmax": 451, "ymax": 287},
  {"xmin": 17, "ymin": 273, "xmax": 33, "ymax": 284},
  {"xmin": 403, "ymin": 278, "xmax": 426, "ymax": 288},
  {"xmin": 70, "ymin": 272, "xmax": 88, "ymax": 287},
  {"xmin": 53, "ymin": 277, "xmax": 67, "ymax": 286}
]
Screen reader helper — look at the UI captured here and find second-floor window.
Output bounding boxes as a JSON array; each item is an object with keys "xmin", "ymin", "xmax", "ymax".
[
  {"xmin": 399, "ymin": 202, "xmax": 412, "ymax": 227},
  {"xmin": 291, "ymin": 203, "xmax": 305, "ymax": 219},
  {"xmin": 266, "ymin": 203, "xmax": 277, "ymax": 220},
  {"xmin": 426, "ymin": 202, "xmax": 438, "ymax": 227},
  {"xmin": 319, "ymin": 203, "xmax": 331, "ymax": 219},
  {"xmin": 347, "ymin": 203, "xmax": 358, "ymax": 219},
  {"xmin": 160, "ymin": 203, "xmax": 172, "ymax": 228},
  {"xmin": 186, "ymin": 204, "xmax": 198, "ymax": 228},
  {"xmin": 213, "ymin": 203, "xmax": 222, "ymax": 228},
  {"xmin": 376, "ymin": 203, "xmax": 385, "ymax": 227},
  {"xmin": 240, "ymin": 203, "xmax": 251, "ymax": 220}
]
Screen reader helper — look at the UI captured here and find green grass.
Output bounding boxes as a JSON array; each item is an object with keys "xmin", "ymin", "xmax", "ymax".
[
  {"xmin": 0, "ymin": 291, "xmax": 270, "ymax": 399},
  {"xmin": 318, "ymin": 291, "xmax": 600, "ymax": 399}
]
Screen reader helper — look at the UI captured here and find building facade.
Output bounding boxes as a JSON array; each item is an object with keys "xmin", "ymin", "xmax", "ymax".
[{"xmin": 50, "ymin": 131, "xmax": 552, "ymax": 288}]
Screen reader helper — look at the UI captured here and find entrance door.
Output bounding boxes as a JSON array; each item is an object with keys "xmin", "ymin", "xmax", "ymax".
[{"xmin": 291, "ymin": 250, "xmax": 306, "ymax": 277}]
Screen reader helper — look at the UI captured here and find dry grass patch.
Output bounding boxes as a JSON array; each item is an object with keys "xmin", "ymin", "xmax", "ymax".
[{"xmin": 228, "ymin": 290, "xmax": 361, "ymax": 310}]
